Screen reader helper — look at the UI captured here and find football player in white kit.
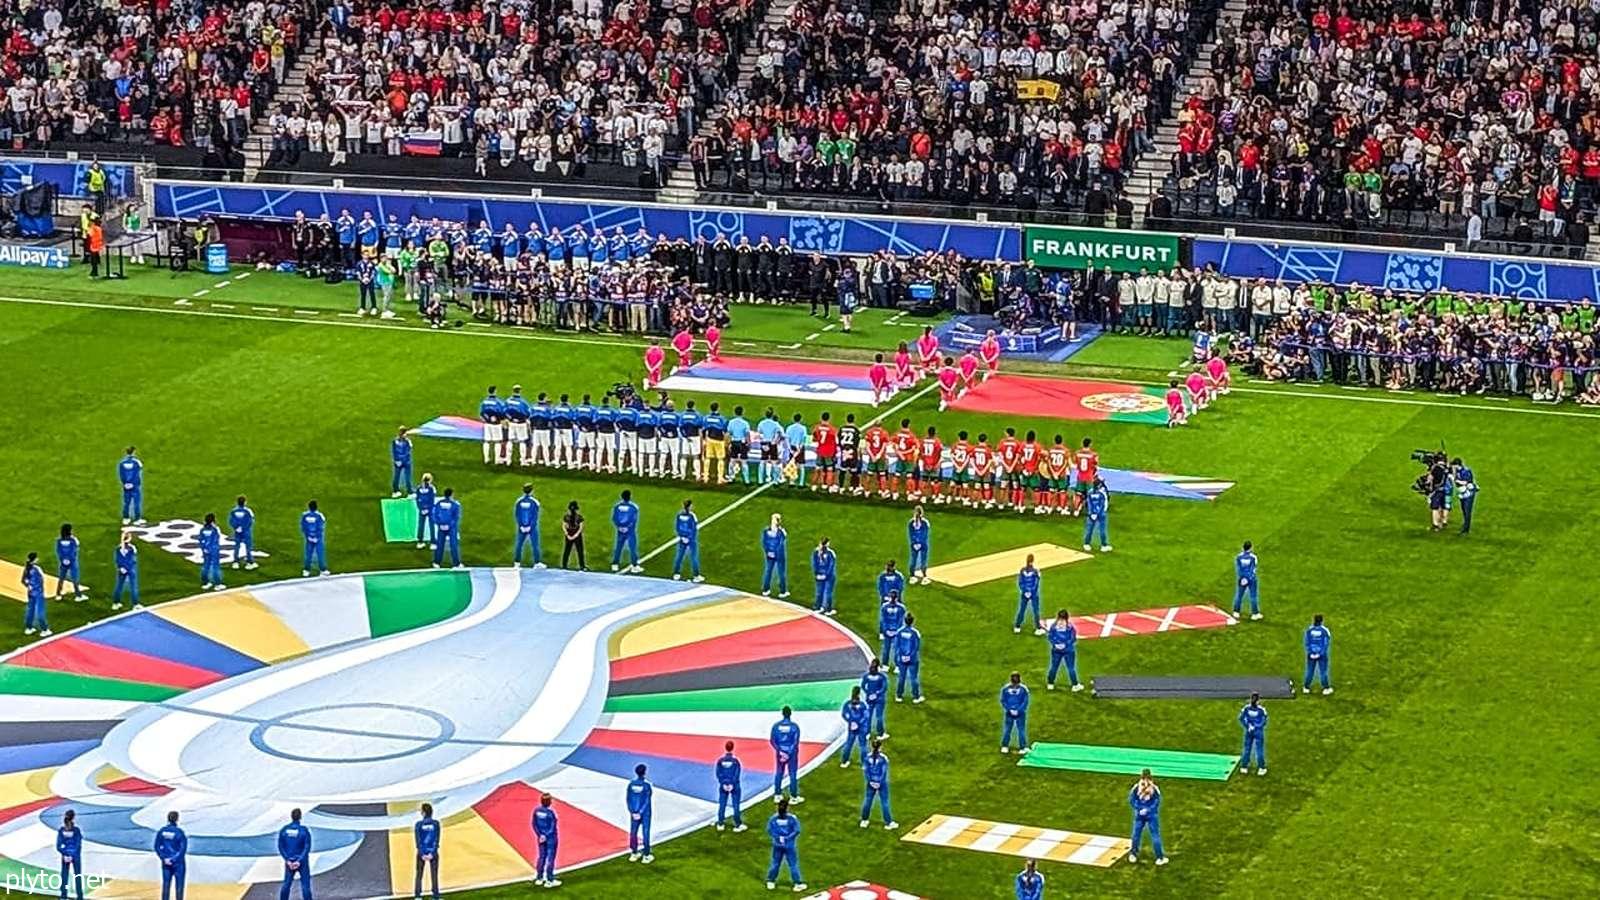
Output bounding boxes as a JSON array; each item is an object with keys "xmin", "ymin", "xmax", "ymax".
[
  {"xmin": 505, "ymin": 385, "xmax": 532, "ymax": 467},
  {"xmin": 479, "ymin": 387, "xmax": 507, "ymax": 465}
]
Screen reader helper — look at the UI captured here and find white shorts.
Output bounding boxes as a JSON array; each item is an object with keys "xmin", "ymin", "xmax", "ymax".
[
  {"xmin": 640, "ymin": 437, "xmax": 659, "ymax": 457},
  {"xmin": 657, "ymin": 438, "xmax": 678, "ymax": 457},
  {"xmin": 533, "ymin": 430, "xmax": 553, "ymax": 450},
  {"xmin": 684, "ymin": 436, "xmax": 702, "ymax": 457},
  {"xmin": 484, "ymin": 422, "xmax": 506, "ymax": 442},
  {"xmin": 507, "ymin": 422, "xmax": 530, "ymax": 442},
  {"xmin": 578, "ymin": 431, "xmax": 596, "ymax": 451},
  {"xmin": 557, "ymin": 429, "xmax": 576, "ymax": 448},
  {"xmin": 384, "ymin": 246, "xmax": 400, "ymax": 259},
  {"xmin": 621, "ymin": 432, "xmax": 639, "ymax": 452},
  {"xmin": 572, "ymin": 256, "xmax": 590, "ymax": 271}
]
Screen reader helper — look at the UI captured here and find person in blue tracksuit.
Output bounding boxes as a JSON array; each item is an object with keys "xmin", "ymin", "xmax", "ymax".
[
  {"xmin": 198, "ymin": 513, "xmax": 224, "ymax": 590},
  {"xmin": 57, "ymin": 809, "xmax": 84, "ymax": 900},
  {"xmin": 1232, "ymin": 541, "xmax": 1260, "ymax": 619},
  {"xmin": 21, "ymin": 553, "xmax": 48, "ymax": 636},
  {"xmin": 1014, "ymin": 859, "xmax": 1044, "ymax": 900},
  {"xmin": 54, "ymin": 523, "xmax": 84, "ymax": 600},
  {"xmin": 1013, "ymin": 554, "xmax": 1043, "ymax": 634},
  {"xmin": 119, "ymin": 446, "xmax": 145, "ymax": 524},
  {"xmin": 714, "ymin": 740, "xmax": 747, "ymax": 831},
  {"xmin": 838, "ymin": 685, "xmax": 871, "ymax": 766},
  {"xmin": 1127, "ymin": 769, "xmax": 1167, "ymax": 864},
  {"xmin": 877, "ymin": 590, "xmax": 907, "ymax": 669},
  {"xmin": 414, "ymin": 475, "xmax": 436, "ymax": 549},
  {"xmin": 392, "ymin": 427, "xmax": 414, "ymax": 497},
  {"xmin": 877, "ymin": 559, "xmax": 906, "ymax": 602},
  {"xmin": 154, "ymin": 811, "xmax": 186, "ymax": 900},
  {"xmin": 1044, "ymin": 609, "xmax": 1081, "ymax": 691},
  {"xmin": 1238, "ymin": 691, "xmax": 1267, "ymax": 775},
  {"xmin": 893, "ymin": 614, "xmax": 923, "ymax": 703},
  {"xmin": 335, "ymin": 211, "xmax": 356, "ymax": 266},
  {"xmin": 113, "ymin": 532, "xmax": 140, "ymax": 610},
  {"xmin": 626, "ymin": 764, "xmax": 654, "ymax": 863},
  {"xmin": 859, "ymin": 739, "xmax": 897, "ymax": 828},
  {"xmin": 356, "ymin": 211, "xmax": 379, "ymax": 256},
  {"xmin": 610, "ymin": 490, "xmax": 640, "ymax": 572},
  {"xmin": 860, "ymin": 660, "xmax": 889, "ymax": 739},
  {"xmin": 513, "ymin": 484, "xmax": 542, "ymax": 568},
  {"xmin": 413, "ymin": 802, "xmax": 441, "ymax": 900},
  {"xmin": 770, "ymin": 706, "xmax": 804, "ymax": 800},
  {"xmin": 999, "ymin": 671, "xmax": 1031, "ymax": 754},
  {"xmin": 760, "ymin": 513, "xmax": 789, "ymax": 597},
  {"xmin": 810, "ymin": 537, "xmax": 837, "ymax": 614},
  {"xmin": 906, "ymin": 506, "xmax": 931, "ymax": 584},
  {"xmin": 431, "ymin": 488, "xmax": 462, "ymax": 568},
  {"xmin": 1082, "ymin": 477, "xmax": 1111, "ymax": 551},
  {"xmin": 531, "ymin": 793, "xmax": 560, "ymax": 887},
  {"xmin": 277, "ymin": 808, "xmax": 312, "ymax": 900},
  {"xmin": 765, "ymin": 799, "xmax": 804, "ymax": 891},
  {"xmin": 230, "ymin": 496, "xmax": 257, "ymax": 570},
  {"xmin": 672, "ymin": 499, "xmax": 702, "ymax": 581},
  {"xmin": 1303, "ymin": 613, "xmax": 1332, "ymax": 695},
  {"xmin": 1452, "ymin": 457, "xmax": 1477, "ymax": 535},
  {"xmin": 299, "ymin": 500, "xmax": 330, "ymax": 576}
]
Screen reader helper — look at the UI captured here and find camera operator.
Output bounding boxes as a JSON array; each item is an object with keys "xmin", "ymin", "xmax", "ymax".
[
  {"xmin": 1452, "ymin": 458, "xmax": 1478, "ymax": 535},
  {"xmin": 1426, "ymin": 454, "xmax": 1452, "ymax": 531}
]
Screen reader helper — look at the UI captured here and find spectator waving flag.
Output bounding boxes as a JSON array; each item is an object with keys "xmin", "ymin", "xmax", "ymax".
[{"xmin": 401, "ymin": 130, "xmax": 443, "ymax": 157}]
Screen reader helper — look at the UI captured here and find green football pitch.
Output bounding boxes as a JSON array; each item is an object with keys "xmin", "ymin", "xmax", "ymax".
[{"xmin": 0, "ymin": 266, "xmax": 1597, "ymax": 898}]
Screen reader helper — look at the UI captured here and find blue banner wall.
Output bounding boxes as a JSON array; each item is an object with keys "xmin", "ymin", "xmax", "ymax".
[
  {"xmin": 1, "ymin": 159, "xmax": 134, "ymax": 199},
  {"xmin": 151, "ymin": 181, "xmax": 1021, "ymax": 261},
  {"xmin": 1194, "ymin": 237, "xmax": 1600, "ymax": 303}
]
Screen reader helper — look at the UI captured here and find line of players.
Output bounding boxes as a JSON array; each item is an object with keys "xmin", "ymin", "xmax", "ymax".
[{"xmin": 468, "ymin": 386, "xmax": 1114, "ymax": 515}]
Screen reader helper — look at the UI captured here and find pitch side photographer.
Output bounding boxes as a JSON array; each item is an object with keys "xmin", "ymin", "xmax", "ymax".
[{"xmin": 1413, "ymin": 450, "xmax": 1452, "ymax": 531}]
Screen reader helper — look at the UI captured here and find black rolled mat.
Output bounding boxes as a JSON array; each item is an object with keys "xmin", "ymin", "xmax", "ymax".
[{"xmin": 1091, "ymin": 675, "xmax": 1295, "ymax": 700}]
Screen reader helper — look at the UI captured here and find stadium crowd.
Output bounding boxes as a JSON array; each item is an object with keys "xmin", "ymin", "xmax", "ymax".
[
  {"xmin": 271, "ymin": 0, "xmax": 763, "ymax": 180},
  {"xmin": 1156, "ymin": 0, "xmax": 1600, "ymax": 244},
  {"xmin": 689, "ymin": 0, "xmax": 1221, "ymax": 209},
  {"xmin": 0, "ymin": 0, "xmax": 311, "ymax": 149}
]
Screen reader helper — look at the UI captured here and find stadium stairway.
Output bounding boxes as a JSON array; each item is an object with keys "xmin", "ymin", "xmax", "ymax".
[
  {"xmin": 242, "ymin": 55, "xmax": 316, "ymax": 181},
  {"xmin": 1122, "ymin": 0, "xmax": 1250, "ymax": 226},
  {"xmin": 660, "ymin": 0, "xmax": 800, "ymax": 204}
]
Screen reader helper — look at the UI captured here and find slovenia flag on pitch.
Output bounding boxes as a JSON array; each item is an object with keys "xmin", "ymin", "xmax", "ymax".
[{"xmin": 657, "ymin": 356, "xmax": 877, "ymax": 405}]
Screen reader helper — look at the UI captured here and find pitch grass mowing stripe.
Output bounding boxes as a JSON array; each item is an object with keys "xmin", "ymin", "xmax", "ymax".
[
  {"xmin": 602, "ymin": 677, "xmax": 858, "ymax": 713},
  {"xmin": 379, "ymin": 497, "xmax": 418, "ymax": 543},
  {"xmin": 1017, "ymin": 742, "xmax": 1237, "ymax": 780}
]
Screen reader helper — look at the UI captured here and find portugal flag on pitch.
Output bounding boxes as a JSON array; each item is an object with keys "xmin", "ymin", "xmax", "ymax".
[{"xmin": 951, "ymin": 375, "xmax": 1169, "ymax": 424}]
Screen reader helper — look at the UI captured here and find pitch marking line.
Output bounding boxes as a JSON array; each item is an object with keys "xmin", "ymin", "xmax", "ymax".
[
  {"xmin": 636, "ymin": 379, "xmax": 942, "ymax": 566},
  {"xmin": 173, "ymin": 299, "xmax": 191, "ymax": 307},
  {"xmin": 211, "ymin": 303, "xmax": 234, "ymax": 310},
  {"xmin": 2, "ymin": 294, "xmax": 1596, "ymax": 420},
  {"xmin": 213, "ymin": 280, "xmax": 232, "ymax": 289}
]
